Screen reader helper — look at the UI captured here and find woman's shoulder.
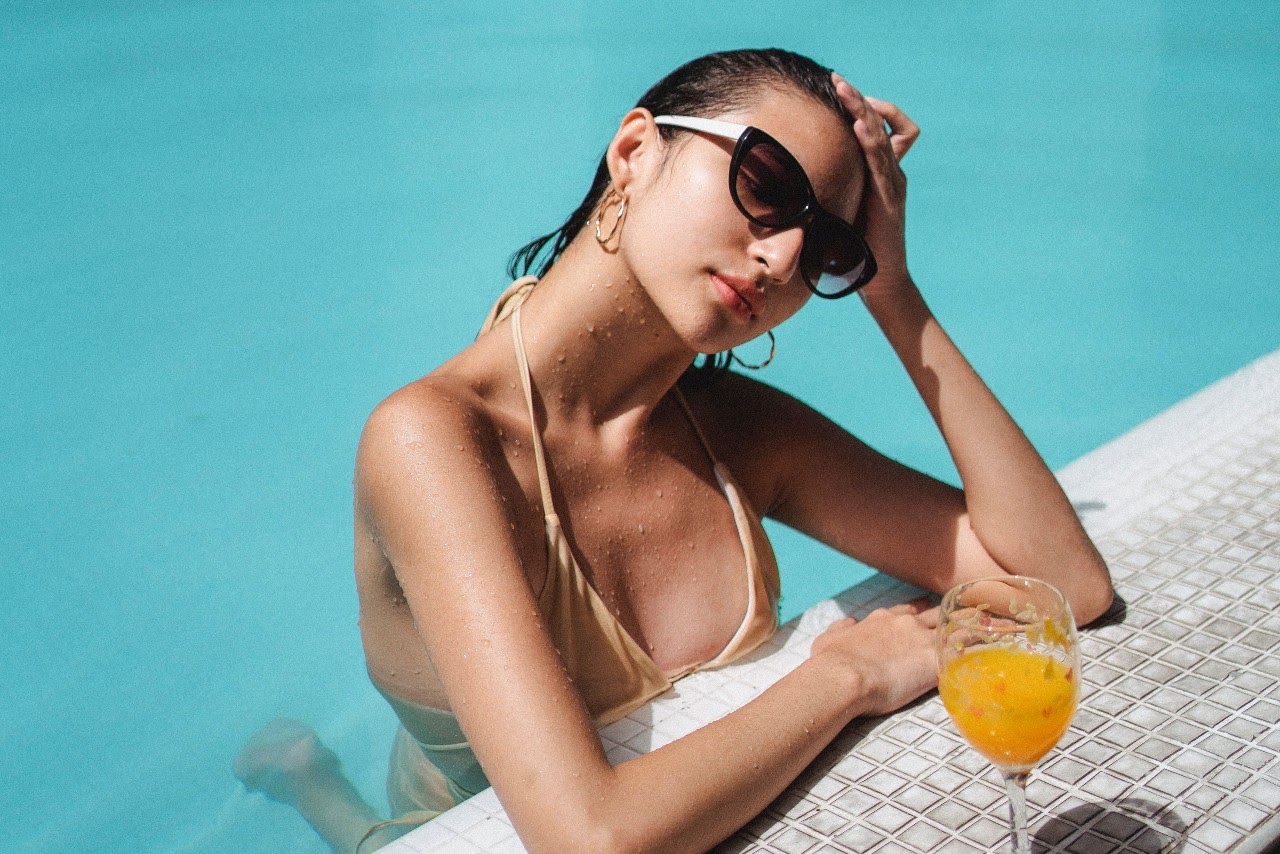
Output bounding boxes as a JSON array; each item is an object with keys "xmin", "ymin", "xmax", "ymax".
[{"xmin": 357, "ymin": 371, "xmax": 510, "ymax": 484}]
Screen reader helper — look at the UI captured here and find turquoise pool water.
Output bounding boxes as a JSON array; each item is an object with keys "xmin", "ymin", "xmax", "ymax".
[{"xmin": 3, "ymin": 3, "xmax": 1277, "ymax": 851}]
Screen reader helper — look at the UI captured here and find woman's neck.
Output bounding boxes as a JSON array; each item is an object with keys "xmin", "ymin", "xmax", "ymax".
[{"xmin": 513, "ymin": 237, "xmax": 696, "ymax": 431}]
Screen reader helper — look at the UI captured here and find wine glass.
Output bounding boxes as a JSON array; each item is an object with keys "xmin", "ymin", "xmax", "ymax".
[{"xmin": 936, "ymin": 576, "xmax": 1080, "ymax": 854}]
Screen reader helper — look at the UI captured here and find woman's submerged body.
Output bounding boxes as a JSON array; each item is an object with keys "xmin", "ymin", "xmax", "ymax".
[{"xmin": 238, "ymin": 50, "xmax": 1112, "ymax": 853}]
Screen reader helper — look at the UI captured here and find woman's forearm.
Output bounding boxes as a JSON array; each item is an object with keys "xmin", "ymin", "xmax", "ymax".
[
  {"xmin": 861, "ymin": 280, "xmax": 1113, "ymax": 623},
  {"xmin": 591, "ymin": 653, "xmax": 863, "ymax": 854},
  {"xmin": 524, "ymin": 604, "xmax": 939, "ymax": 854}
]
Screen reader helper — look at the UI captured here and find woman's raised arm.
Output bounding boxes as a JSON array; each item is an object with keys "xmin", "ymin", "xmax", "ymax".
[{"xmin": 760, "ymin": 78, "xmax": 1112, "ymax": 625}]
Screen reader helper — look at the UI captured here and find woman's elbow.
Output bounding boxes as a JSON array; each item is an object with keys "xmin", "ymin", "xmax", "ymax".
[
  {"xmin": 515, "ymin": 793, "xmax": 653, "ymax": 854},
  {"xmin": 521, "ymin": 820, "xmax": 646, "ymax": 854},
  {"xmin": 1070, "ymin": 554, "xmax": 1115, "ymax": 627}
]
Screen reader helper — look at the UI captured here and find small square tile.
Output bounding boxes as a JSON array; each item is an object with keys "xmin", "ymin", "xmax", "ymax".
[
  {"xmin": 1241, "ymin": 776, "xmax": 1280, "ymax": 810},
  {"xmin": 1217, "ymin": 798, "xmax": 1269, "ymax": 833},
  {"xmin": 925, "ymin": 800, "xmax": 979, "ymax": 831},
  {"xmin": 896, "ymin": 819, "xmax": 950, "ymax": 850},
  {"xmin": 769, "ymin": 826, "xmax": 824, "ymax": 854},
  {"xmin": 1223, "ymin": 715, "xmax": 1267, "ymax": 742},
  {"xmin": 1198, "ymin": 732, "xmax": 1246, "ymax": 760},
  {"xmin": 1148, "ymin": 689, "xmax": 1194, "ymax": 714},
  {"xmin": 831, "ymin": 788, "xmax": 879, "ymax": 818},
  {"xmin": 1081, "ymin": 770, "xmax": 1130, "ymax": 801},
  {"xmin": 1091, "ymin": 809, "xmax": 1146, "ymax": 844},
  {"xmin": 1184, "ymin": 703, "xmax": 1231, "ymax": 728},
  {"xmin": 801, "ymin": 808, "xmax": 850, "ymax": 838},
  {"xmin": 1042, "ymin": 756, "xmax": 1092, "ymax": 786},
  {"xmin": 894, "ymin": 783, "xmax": 942, "ymax": 813},
  {"xmin": 921, "ymin": 765, "xmax": 970, "ymax": 793},
  {"xmin": 862, "ymin": 769, "xmax": 909, "ymax": 797},
  {"xmin": 1098, "ymin": 722, "xmax": 1144, "ymax": 749},
  {"xmin": 1237, "ymin": 748, "xmax": 1277, "ymax": 771},
  {"xmin": 1107, "ymin": 752, "xmax": 1158, "ymax": 781},
  {"xmin": 954, "ymin": 780, "xmax": 1003, "ymax": 811},
  {"xmin": 1147, "ymin": 769, "xmax": 1196, "ymax": 799},
  {"xmin": 772, "ymin": 792, "xmax": 818, "ymax": 822},
  {"xmin": 865, "ymin": 803, "xmax": 913, "ymax": 834},
  {"xmin": 1159, "ymin": 719, "xmax": 1206, "ymax": 745},
  {"xmin": 962, "ymin": 816, "xmax": 1009, "ymax": 848},
  {"xmin": 1185, "ymin": 781, "xmax": 1229, "ymax": 812},
  {"xmin": 889, "ymin": 750, "xmax": 937, "ymax": 780},
  {"xmin": 832, "ymin": 822, "xmax": 886, "ymax": 851},
  {"xmin": 1191, "ymin": 818, "xmax": 1242, "ymax": 850},
  {"xmin": 1168, "ymin": 748, "xmax": 1219, "ymax": 777}
]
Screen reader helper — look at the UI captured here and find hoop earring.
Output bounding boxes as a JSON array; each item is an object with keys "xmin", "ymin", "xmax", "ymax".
[
  {"xmin": 729, "ymin": 330, "xmax": 776, "ymax": 370},
  {"xmin": 594, "ymin": 191, "xmax": 628, "ymax": 246}
]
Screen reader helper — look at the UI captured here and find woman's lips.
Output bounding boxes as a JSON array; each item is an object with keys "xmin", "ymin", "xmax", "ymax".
[{"xmin": 710, "ymin": 273, "xmax": 762, "ymax": 322}]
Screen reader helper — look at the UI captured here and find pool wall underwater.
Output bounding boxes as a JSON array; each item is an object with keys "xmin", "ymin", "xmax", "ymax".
[{"xmin": 3, "ymin": 2, "xmax": 1278, "ymax": 851}]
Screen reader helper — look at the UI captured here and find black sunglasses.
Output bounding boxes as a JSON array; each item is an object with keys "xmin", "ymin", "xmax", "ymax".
[{"xmin": 653, "ymin": 114, "xmax": 876, "ymax": 298}]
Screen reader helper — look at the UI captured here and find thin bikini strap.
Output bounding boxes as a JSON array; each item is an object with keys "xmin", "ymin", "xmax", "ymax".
[
  {"xmin": 511, "ymin": 301, "xmax": 558, "ymax": 517},
  {"xmin": 670, "ymin": 386, "xmax": 771, "ymax": 665},
  {"xmin": 670, "ymin": 386, "xmax": 723, "ymax": 469}
]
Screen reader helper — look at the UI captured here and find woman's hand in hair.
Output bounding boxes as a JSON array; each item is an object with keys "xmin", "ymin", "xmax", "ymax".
[{"xmin": 831, "ymin": 71, "xmax": 918, "ymax": 295}]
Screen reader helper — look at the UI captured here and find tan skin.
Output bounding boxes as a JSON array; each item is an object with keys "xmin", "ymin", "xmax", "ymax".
[{"xmin": 354, "ymin": 75, "xmax": 1113, "ymax": 852}]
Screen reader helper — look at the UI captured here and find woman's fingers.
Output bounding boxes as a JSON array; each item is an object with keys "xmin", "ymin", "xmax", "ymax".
[
  {"xmin": 864, "ymin": 96, "xmax": 919, "ymax": 161},
  {"xmin": 831, "ymin": 70, "xmax": 914, "ymax": 283},
  {"xmin": 880, "ymin": 597, "xmax": 932, "ymax": 615},
  {"xmin": 872, "ymin": 599, "xmax": 940, "ymax": 626},
  {"xmin": 831, "ymin": 74, "xmax": 903, "ymax": 194}
]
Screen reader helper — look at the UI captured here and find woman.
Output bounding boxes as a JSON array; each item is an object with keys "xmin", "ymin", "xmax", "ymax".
[{"xmin": 237, "ymin": 48, "xmax": 1112, "ymax": 852}]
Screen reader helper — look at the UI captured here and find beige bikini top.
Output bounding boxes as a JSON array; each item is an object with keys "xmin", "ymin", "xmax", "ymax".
[{"xmin": 483, "ymin": 276, "xmax": 780, "ymax": 725}]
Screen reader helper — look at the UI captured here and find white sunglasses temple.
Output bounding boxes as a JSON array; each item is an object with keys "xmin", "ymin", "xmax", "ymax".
[{"xmin": 652, "ymin": 114, "xmax": 747, "ymax": 142}]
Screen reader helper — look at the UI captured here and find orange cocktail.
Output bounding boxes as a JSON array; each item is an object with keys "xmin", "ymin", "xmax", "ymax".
[
  {"xmin": 937, "ymin": 576, "xmax": 1080, "ymax": 854},
  {"xmin": 938, "ymin": 645, "xmax": 1076, "ymax": 772}
]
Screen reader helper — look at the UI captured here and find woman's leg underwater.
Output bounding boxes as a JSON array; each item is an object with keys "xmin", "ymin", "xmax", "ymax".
[{"xmin": 234, "ymin": 718, "xmax": 399, "ymax": 853}]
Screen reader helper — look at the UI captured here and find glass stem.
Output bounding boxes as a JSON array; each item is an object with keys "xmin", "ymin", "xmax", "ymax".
[{"xmin": 1002, "ymin": 770, "xmax": 1031, "ymax": 854}]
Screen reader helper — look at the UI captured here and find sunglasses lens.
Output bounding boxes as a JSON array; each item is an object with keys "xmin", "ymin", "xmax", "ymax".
[
  {"xmin": 726, "ymin": 128, "xmax": 876, "ymax": 298},
  {"xmin": 801, "ymin": 214, "xmax": 877, "ymax": 297},
  {"xmin": 734, "ymin": 138, "xmax": 810, "ymax": 225}
]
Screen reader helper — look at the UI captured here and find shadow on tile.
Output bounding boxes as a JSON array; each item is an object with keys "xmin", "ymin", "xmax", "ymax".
[{"xmin": 1034, "ymin": 796, "xmax": 1188, "ymax": 852}]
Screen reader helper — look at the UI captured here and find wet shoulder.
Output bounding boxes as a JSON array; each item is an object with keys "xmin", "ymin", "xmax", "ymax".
[{"xmin": 357, "ymin": 375, "xmax": 508, "ymax": 493}]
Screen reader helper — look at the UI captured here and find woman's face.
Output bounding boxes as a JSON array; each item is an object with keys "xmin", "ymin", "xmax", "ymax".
[{"xmin": 619, "ymin": 85, "xmax": 866, "ymax": 356}]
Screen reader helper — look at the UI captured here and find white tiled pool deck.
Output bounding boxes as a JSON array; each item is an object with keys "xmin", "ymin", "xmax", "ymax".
[{"xmin": 377, "ymin": 349, "xmax": 1280, "ymax": 853}]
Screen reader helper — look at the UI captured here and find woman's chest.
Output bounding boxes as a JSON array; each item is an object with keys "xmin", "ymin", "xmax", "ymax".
[{"xmin": 540, "ymin": 449, "xmax": 755, "ymax": 672}]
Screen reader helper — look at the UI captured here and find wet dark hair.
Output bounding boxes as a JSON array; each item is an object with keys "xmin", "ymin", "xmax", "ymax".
[{"xmin": 506, "ymin": 48, "xmax": 853, "ymax": 381}]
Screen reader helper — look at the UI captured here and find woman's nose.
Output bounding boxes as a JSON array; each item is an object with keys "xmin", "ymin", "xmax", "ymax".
[{"xmin": 752, "ymin": 225, "xmax": 806, "ymax": 283}]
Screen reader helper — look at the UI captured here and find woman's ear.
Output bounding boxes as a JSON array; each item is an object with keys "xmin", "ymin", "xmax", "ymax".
[{"xmin": 604, "ymin": 108, "xmax": 658, "ymax": 196}]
